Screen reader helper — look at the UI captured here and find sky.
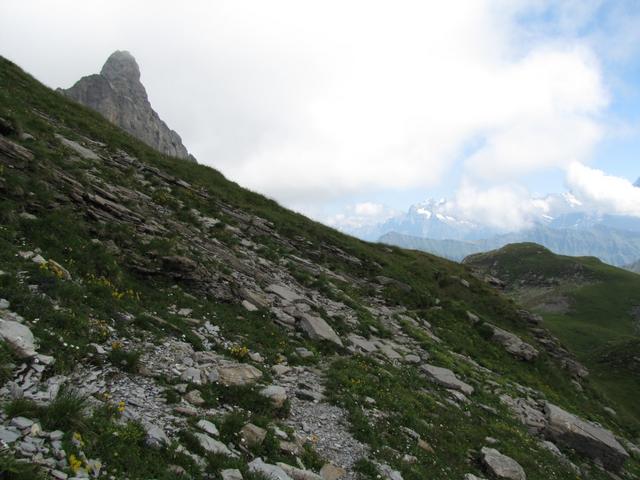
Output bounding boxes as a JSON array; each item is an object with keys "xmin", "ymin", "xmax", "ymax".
[{"xmin": 1, "ymin": 0, "xmax": 639, "ymax": 231}]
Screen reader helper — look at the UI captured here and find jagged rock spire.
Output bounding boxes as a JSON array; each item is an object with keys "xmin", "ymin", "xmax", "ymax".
[{"xmin": 60, "ymin": 51, "xmax": 196, "ymax": 162}]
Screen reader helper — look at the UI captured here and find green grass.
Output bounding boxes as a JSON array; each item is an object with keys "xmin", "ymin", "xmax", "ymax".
[
  {"xmin": 466, "ymin": 243, "xmax": 640, "ymax": 436},
  {"xmin": 4, "ymin": 387, "xmax": 87, "ymax": 432}
]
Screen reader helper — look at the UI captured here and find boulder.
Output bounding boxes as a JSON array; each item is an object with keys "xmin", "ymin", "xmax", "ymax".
[
  {"xmin": 0, "ymin": 320, "xmax": 36, "ymax": 358},
  {"xmin": 217, "ymin": 364, "xmax": 263, "ymax": 386},
  {"xmin": 248, "ymin": 458, "xmax": 293, "ymax": 480},
  {"xmin": 297, "ymin": 314, "xmax": 343, "ymax": 346},
  {"xmin": 488, "ymin": 324, "xmax": 538, "ymax": 361},
  {"xmin": 480, "ymin": 447, "xmax": 526, "ymax": 480},
  {"xmin": 267, "ymin": 284, "xmax": 304, "ymax": 303},
  {"xmin": 277, "ymin": 463, "xmax": 323, "ymax": 480},
  {"xmin": 240, "ymin": 423, "xmax": 267, "ymax": 447},
  {"xmin": 260, "ymin": 385, "xmax": 288, "ymax": 408},
  {"xmin": 144, "ymin": 423, "xmax": 169, "ymax": 448},
  {"xmin": 196, "ymin": 419, "xmax": 219, "ymax": 436},
  {"xmin": 194, "ymin": 432, "xmax": 233, "ymax": 456},
  {"xmin": 544, "ymin": 402, "xmax": 629, "ymax": 471},
  {"xmin": 499, "ymin": 395, "xmax": 546, "ymax": 434},
  {"xmin": 421, "ymin": 364, "xmax": 474, "ymax": 395},
  {"xmin": 320, "ymin": 464, "xmax": 346, "ymax": 480},
  {"xmin": 221, "ymin": 469, "xmax": 243, "ymax": 480}
]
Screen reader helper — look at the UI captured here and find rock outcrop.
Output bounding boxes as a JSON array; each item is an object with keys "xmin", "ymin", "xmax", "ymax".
[
  {"xmin": 60, "ymin": 51, "xmax": 196, "ymax": 162},
  {"xmin": 544, "ymin": 403, "xmax": 629, "ymax": 472},
  {"xmin": 480, "ymin": 447, "xmax": 526, "ymax": 480}
]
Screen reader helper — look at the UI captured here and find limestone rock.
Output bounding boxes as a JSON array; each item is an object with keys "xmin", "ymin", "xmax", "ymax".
[
  {"xmin": 260, "ymin": 385, "xmax": 288, "ymax": 408},
  {"xmin": 145, "ymin": 423, "xmax": 169, "ymax": 448},
  {"xmin": 421, "ymin": 364, "xmax": 474, "ymax": 395},
  {"xmin": 248, "ymin": 458, "xmax": 293, "ymax": 480},
  {"xmin": 197, "ymin": 419, "xmax": 219, "ymax": 436},
  {"xmin": 0, "ymin": 319, "xmax": 37, "ymax": 358},
  {"xmin": 61, "ymin": 51, "xmax": 196, "ymax": 162},
  {"xmin": 298, "ymin": 314, "xmax": 343, "ymax": 346},
  {"xmin": 480, "ymin": 447, "xmax": 526, "ymax": 480},
  {"xmin": 277, "ymin": 462, "xmax": 323, "ymax": 480},
  {"xmin": 320, "ymin": 463, "xmax": 346, "ymax": 480},
  {"xmin": 488, "ymin": 324, "xmax": 538, "ymax": 361},
  {"xmin": 217, "ymin": 364, "xmax": 263, "ymax": 386},
  {"xmin": 194, "ymin": 432, "xmax": 233, "ymax": 456},
  {"xmin": 221, "ymin": 469, "xmax": 243, "ymax": 480},
  {"xmin": 240, "ymin": 423, "xmax": 267, "ymax": 447},
  {"xmin": 544, "ymin": 402, "xmax": 629, "ymax": 471}
]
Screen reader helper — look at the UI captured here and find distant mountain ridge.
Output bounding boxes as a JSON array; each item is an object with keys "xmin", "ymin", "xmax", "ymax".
[
  {"xmin": 345, "ymin": 190, "xmax": 640, "ymax": 267},
  {"xmin": 60, "ymin": 50, "xmax": 196, "ymax": 162},
  {"xmin": 381, "ymin": 224, "xmax": 640, "ymax": 267}
]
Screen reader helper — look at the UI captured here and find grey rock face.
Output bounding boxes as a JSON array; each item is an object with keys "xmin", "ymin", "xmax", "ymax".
[
  {"xmin": 248, "ymin": 458, "xmax": 293, "ymax": 480},
  {"xmin": 0, "ymin": 319, "xmax": 37, "ymax": 358},
  {"xmin": 488, "ymin": 324, "xmax": 538, "ymax": 361},
  {"xmin": 298, "ymin": 314, "xmax": 343, "ymax": 346},
  {"xmin": 544, "ymin": 402, "xmax": 629, "ymax": 472},
  {"xmin": 480, "ymin": 447, "xmax": 526, "ymax": 480},
  {"xmin": 420, "ymin": 364, "xmax": 474, "ymax": 395},
  {"xmin": 61, "ymin": 51, "xmax": 196, "ymax": 162}
]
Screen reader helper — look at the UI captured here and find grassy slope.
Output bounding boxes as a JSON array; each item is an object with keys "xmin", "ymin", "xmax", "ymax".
[
  {"xmin": 465, "ymin": 243, "xmax": 640, "ymax": 430},
  {"xmin": 1, "ymin": 57, "xmax": 638, "ymax": 479}
]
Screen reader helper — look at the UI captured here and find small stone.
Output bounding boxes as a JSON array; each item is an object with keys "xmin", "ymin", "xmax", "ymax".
[
  {"xmin": 49, "ymin": 430, "xmax": 64, "ymax": 441},
  {"xmin": 50, "ymin": 470, "xmax": 68, "ymax": 480},
  {"xmin": 242, "ymin": 300, "xmax": 258, "ymax": 312},
  {"xmin": 180, "ymin": 367, "xmax": 203, "ymax": 384},
  {"xmin": 260, "ymin": 385, "xmax": 288, "ymax": 408},
  {"xmin": 217, "ymin": 364, "xmax": 263, "ymax": 386},
  {"xmin": 272, "ymin": 364, "xmax": 291, "ymax": 376},
  {"xmin": 480, "ymin": 447, "xmax": 526, "ymax": 480},
  {"xmin": 197, "ymin": 419, "xmax": 219, "ymax": 436},
  {"xmin": 418, "ymin": 439, "xmax": 435, "ymax": 453},
  {"xmin": 194, "ymin": 432, "xmax": 233, "ymax": 456},
  {"xmin": 184, "ymin": 389, "xmax": 206, "ymax": 406},
  {"xmin": 174, "ymin": 406, "xmax": 198, "ymax": 417},
  {"xmin": 295, "ymin": 347, "xmax": 314, "ymax": 358},
  {"xmin": 248, "ymin": 458, "xmax": 293, "ymax": 480},
  {"xmin": 320, "ymin": 463, "xmax": 346, "ymax": 480},
  {"xmin": 221, "ymin": 469, "xmax": 243, "ymax": 480},
  {"xmin": 145, "ymin": 424, "xmax": 169, "ymax": 448},
  {"xmin": 0, "ymin": 299, "xmax": 9, "ymax": 310},
  {"xmin": 31, "ymin": 254, "xmax": 46, "ymax": 265},
  {"xmin": 11, "ymin": 416, "xmax": 34, "ymax": 429},
  {"xmin": 0, "ymin": 427, "xmax": 20, "ymax": 444},
  {"xmin": 241, "ymin": 423, "xmax": 267, "ymax": 447}
]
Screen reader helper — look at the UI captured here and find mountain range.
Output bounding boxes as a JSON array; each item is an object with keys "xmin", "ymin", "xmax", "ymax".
[{"xmin": 347, "ymin": 193, "xmax": 640, "ymax": 267}]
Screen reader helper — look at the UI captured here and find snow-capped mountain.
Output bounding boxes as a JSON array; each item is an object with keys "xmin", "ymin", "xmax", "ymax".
[{"xmin": 343, "ymin": 187, "xmax": 640, "ymax": 267}]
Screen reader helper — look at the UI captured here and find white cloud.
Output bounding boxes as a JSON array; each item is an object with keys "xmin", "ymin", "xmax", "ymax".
[
  {"xmin": 566, "ymin": 162, "xmax": 640, "ymax": 216},
  {"xmin": 0, "ymin": 0, "xmax": 609, "ymax": 205},
  {"xmin": 445, "ymin": 181, "xmax": 544, "ymax": 230},
  {"xmin": 326, "ymin": 202, "xmax": 397, "ymax": 230}
]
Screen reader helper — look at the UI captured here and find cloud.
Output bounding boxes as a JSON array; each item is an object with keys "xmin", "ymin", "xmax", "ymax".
[
  {"xmin": 566, "ymin": 162, "xmax": 640, "ymax": 216},
  {"xmin": 326, "ymin": 202, "xmax": 397, "ymax": 230},
  {"xmin": 444, "ymin": 181, "xmax": 544, "ymax": 230},
  {"xmin": 0, "ymin": 0, "xmax": 609, "ymax": 205}
]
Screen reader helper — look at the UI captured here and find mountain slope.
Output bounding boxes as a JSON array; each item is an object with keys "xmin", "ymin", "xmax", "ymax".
[
  {"xmin": 0, "ymin": 56, "xmax": 638, "ymax": 479},
  {"xmin": 465, "ymin": 243, "xmax": 640, "ymax": 433},
  {"xmin": 60, "ymin": 50, "xmax": 196, "ymax": 162}
]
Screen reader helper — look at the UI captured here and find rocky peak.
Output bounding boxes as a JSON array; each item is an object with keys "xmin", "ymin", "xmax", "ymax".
[
  {"xmin": 100, "ymin": 50, "xmax": 140, "ymax": 83},
  {"xmin": 60, "ymin": 50, "xmax": 196, "ymax": 162},
  {"xmin": 634, "ymin": 177, "xmax": 640, "ymax": 187}
]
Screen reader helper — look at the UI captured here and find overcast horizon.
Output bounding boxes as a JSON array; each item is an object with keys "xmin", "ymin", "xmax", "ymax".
[{"xmin": 2, "ymin": 0, "xmax": 639, "ymax": 232}]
